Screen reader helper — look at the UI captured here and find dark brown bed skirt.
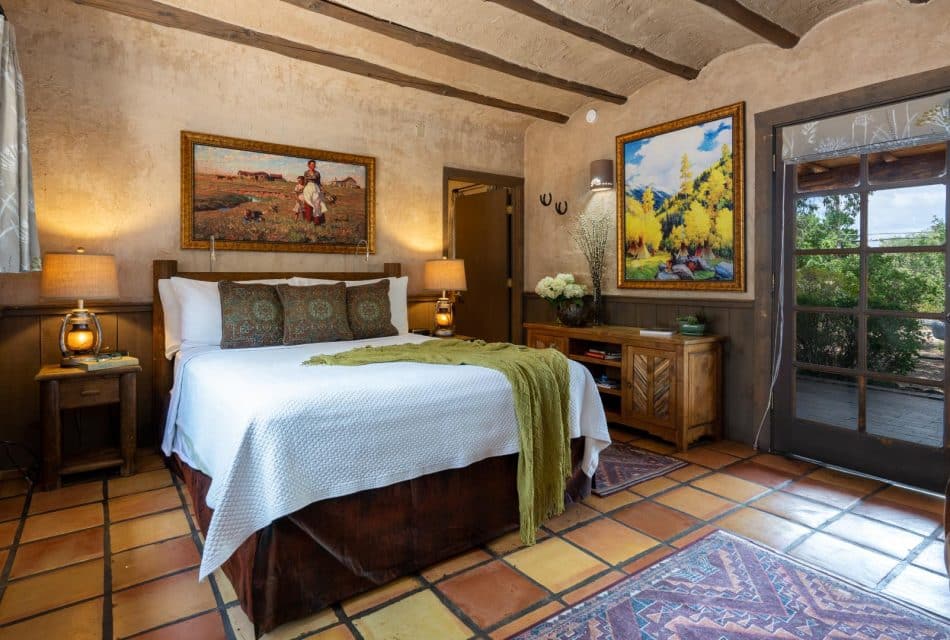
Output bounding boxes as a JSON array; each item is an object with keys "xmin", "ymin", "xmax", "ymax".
[{"xmin": 173, "ymin": 438, "xmax": 590, "ymax": 637}]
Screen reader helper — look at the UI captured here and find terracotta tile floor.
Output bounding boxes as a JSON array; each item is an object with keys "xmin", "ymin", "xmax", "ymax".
[{"xmin": 0, "ymin": 438, "xmax": 946, "ymax": 639}]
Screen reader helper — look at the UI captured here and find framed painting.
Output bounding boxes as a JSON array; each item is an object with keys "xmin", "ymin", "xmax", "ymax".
[
  {"xmin": 616, "ymin": 102, "xmax": 745, "ymax": 291},
  {"xmin": 181, "ymin": 131, "xmax": 375, "ymax": 254}
]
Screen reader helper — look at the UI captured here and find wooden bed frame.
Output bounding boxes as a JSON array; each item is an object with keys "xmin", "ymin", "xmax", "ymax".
[
  {"xmin": 151, "ymin": 259, "xmax": 401, "ymax": 439},
  {"xmin": 149, "ymin": 259, "xmax": 590, "ymax": 636}
]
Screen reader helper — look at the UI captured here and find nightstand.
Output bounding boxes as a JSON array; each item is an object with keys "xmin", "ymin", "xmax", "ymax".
[{"xmin": 35, "ymin": 364, "xmax": 141, "ymax": 490}]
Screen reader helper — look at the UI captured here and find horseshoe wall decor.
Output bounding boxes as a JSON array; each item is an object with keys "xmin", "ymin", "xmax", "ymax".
[
  {"xmin": 555, "ymin": 201, "xmax": 568, "ymax": 215},
  {"xmin": 539, "ymin": 193, "xmax": 552, "ymax": 207}
]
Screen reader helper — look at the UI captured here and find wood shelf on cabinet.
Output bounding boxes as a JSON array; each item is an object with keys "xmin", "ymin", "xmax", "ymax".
[{"xmin": 568, "ymin": 354, "xmax": 622, "ymax": 368}]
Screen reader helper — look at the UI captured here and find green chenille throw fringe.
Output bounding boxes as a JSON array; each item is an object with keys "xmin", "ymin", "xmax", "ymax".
[{"xmin": 303, "ymin": 339, "xmax": 571, "ymax": 545}]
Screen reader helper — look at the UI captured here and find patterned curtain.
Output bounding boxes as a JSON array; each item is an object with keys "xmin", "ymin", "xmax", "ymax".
[
  {"xmin": 781, "ymin": 90, "xmax": 950, "ymax": 164},
  {"xmin": 0, "ymin": 15, "xmax": 39, "ymax": 273}
]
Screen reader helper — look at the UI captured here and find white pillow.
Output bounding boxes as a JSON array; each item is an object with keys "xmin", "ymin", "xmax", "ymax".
[
  {"xmin": 170, "ymin": 277, "xmax": 290, "ymax": 346},
  {"xmin": 157, "ymin": 279, "xmax": 182, "ymax": 359},
  {"xmin": 290, "ymin": 276, "xmax": 409, "ymax": 335}
]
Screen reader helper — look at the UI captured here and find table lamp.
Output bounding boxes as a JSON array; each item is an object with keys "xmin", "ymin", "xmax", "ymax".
[
  {"xmin": 423, "ymin": 258, "xmax": 467, "ymax": 337},
  {"xmin": 40, "ymin": 249, "xmax": 119, "ymax": 366}
]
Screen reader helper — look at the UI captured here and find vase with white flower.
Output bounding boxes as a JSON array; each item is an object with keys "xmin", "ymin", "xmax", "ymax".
[{"xmin": 535, "ymin": 273, "xmax": 588, "ymax": 326}]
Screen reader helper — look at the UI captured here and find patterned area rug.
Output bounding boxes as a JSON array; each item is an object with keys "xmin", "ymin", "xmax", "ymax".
[
  {"xmin": 593, "ymin": 442, "xmax": 687, "ymax": 496},
  {"xmin": 513, "ymin": 531, "xmax": 950, "ymax": 640}
]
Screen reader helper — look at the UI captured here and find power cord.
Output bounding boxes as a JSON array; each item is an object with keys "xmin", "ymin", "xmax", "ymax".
[{"xmin": 0, "ymin": 440, "xmax": 38, "ymax": 487}]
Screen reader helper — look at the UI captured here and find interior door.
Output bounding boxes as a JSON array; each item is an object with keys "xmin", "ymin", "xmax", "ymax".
[
  {"xmin": 453, "ymin": 189, "xmax": 511, "ymax": 342},
  {"xmin": 773, "ymin": 143, "xmax": 950, "ymax": 492}
]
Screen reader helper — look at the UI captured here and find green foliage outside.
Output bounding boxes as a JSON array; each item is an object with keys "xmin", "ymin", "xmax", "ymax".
[{"xmin": 795, "ymin": 194, "xmax": 945, "ymax": 377}]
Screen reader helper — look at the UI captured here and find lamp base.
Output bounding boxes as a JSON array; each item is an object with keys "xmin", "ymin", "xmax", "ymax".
[{"xmin": 433, "ymin": 327, "xmax": 455, "ymax": 337}]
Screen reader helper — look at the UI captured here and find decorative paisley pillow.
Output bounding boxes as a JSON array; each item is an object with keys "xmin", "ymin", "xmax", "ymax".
[
  {"xmin": 218, "ymin": 281, "xmax": 284, "ymax": 349},
  {"xmin": 276, "ymin": 282, "xmax": 353, "ymax": 345},
  {"xmin": 346, "ymin": 280, "xmax": 398, "ymax": 340}
]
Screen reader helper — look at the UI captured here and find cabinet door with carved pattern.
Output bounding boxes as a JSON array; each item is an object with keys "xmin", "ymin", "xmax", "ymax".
[
  {"xmin": 622, "ymin": 346, "xmax": 676, "ymax": 429},
  {"xmin": 526, "ymin": 331, "xmax": 568, "ymax": 354}
]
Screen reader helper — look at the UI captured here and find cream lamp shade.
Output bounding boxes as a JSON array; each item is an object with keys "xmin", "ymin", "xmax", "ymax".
[
  {"xmin": 423, "ymin": 258, "xmax": 467, "ymax": 293},
  {"xmin": 40, "ymin": 251, "xmax": 119, "ymax": 366},
  {"xmin": 40, "ymin": 251, "xmax": 119, "ymax": 302}
]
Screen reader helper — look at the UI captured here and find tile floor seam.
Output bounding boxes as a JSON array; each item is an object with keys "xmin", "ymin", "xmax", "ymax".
[
  {"xmin": 171, "ymin": 472, "xmax": 239, "ymax": 640},
  {"xmin": 108, "ymin": 505, "xmax": 184, "ymax": 525},
  {"xmin": 0, "ymin": 481, "xmax": 32, "ymax": 603},
  {"xmin": 876, "ymin": 534, "xmax": 947, "ymax": 591},
  {"xmin": 417, "ymin": 571, "xmax": 489, "ymax": 638},
  {"xmin": 119, "ymin": 606, "xmax": 219, "ymax": 639},
  {"xmin": 102, "ymin": 478, "xmax": 114, "ymax": 640},
  {"xmin": 331, "ymin": 603, "xmax": 362, "ymax": 640},
  {"xmin": 0, "ymin": 594, "xmax": 103, "ymax": 630}
]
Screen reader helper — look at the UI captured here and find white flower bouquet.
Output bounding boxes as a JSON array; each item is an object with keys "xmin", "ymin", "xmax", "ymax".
[{"xmin": 535, "ymin": 273, "xmax": 587, "ymax": 305}]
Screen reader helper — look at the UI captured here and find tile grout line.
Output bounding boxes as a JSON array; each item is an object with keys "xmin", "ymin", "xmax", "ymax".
[
  {"xmin": 0, "ymin": 481, "xmax": 33, "ymax": 604},
  {"xmin": 102, "ymin": 478, "xmax": 114, "ymax": 640},
  {"xmin": 170, "ymin": 472, "xmax": 239, "ymax": 640}
]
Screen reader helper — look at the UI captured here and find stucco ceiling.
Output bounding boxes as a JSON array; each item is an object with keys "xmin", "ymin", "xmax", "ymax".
[
  {"xmin": 283, "ymin": 0, "xmax": 875, "ymax": 121},
  {"xmin": 94, "ymin": 0, "xmax": 892, "ymax": 123}
]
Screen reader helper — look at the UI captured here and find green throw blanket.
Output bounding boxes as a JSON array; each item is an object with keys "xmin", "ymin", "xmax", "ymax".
[{"xmin": 304, "ymin": 339, "xmax": 571, "ymax": 545}]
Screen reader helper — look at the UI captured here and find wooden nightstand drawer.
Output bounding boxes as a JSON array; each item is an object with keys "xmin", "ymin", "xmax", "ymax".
[{"xmin": 59, "ymin": 376, "xmax": 121, "ymax": 409}]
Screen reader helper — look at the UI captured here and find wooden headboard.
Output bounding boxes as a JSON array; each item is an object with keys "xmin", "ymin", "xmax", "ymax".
[{"xmin": 151, "ymin": 259, "xmax": 401, "ymax": 440}]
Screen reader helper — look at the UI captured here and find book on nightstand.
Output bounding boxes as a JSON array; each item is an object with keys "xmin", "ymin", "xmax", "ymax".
[{"xmin": 76, "ymin": 355, "xmax": 140, "ymax": 371}]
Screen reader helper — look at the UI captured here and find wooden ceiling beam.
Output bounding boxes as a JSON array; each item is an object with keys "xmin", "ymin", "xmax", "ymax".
[
  {"xmin": 282, "ymin": 0, "xmax": 627, "ymax": 105},
  {"xmin": 485, "ymin": 0, "xmax": 699, "ymax": 80},
  {"xmin": 692, "ymin": 0, "xmax": 799, "ymax": 48},
  {"xmin": 72, "ymin": 0, "xmax": 570, "ymax": 123}
]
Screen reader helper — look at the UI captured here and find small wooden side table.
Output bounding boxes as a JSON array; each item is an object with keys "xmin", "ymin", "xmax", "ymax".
[{"xmin": 35, "ymin": 364, "xmax": 141, "ymax": 490}]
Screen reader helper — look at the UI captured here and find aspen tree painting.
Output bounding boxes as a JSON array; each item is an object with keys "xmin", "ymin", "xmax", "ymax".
[{"xmin": 616, "ymin": 103, "xmax": 745, "ymax": 291}]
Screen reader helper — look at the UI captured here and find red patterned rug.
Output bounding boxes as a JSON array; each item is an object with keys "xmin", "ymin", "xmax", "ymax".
[
  {"xmin": 512, "ymin": 530, "xmax": 950, "ymax": 639},
  {"xmin": 593, "ymin": 442, "xmax": 686, "ymax": 496}
]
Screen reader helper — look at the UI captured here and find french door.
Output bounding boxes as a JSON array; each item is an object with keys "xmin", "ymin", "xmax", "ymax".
[{"xmin": 773, "ymin": 141, "xmax": 950, "ymax": 492}]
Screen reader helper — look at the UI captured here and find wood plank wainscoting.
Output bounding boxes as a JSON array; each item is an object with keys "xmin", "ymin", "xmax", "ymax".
[{"xmin": 523, "ymin": 293, "xmax": 756, "ymax": 444}]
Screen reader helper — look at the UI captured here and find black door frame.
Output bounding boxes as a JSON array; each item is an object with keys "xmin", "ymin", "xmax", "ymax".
[
  {"xmin": 443, "ymin": 167, "xmax": 525, "ymax": 343},
  {"xmin": 753, "ymin": 67, "xmax": 950, "ymax": 491}
]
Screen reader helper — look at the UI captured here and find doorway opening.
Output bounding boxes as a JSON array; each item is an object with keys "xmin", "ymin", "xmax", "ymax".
[{"xmin": 443, "ymin": 168, "xmax": 524, "ymax": 343}]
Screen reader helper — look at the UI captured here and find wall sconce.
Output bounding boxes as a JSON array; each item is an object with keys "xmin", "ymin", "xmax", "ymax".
[
  {"xmin": 424, "ymin": 257, "xmax": 467, "ymax": 337},
  {"xmin": 590, "ymin": 159, "xmax": 614, "ymax": 191},
  {"xmin": 40, "ymin": 249, "xmax": 120, "ymax": 366}
]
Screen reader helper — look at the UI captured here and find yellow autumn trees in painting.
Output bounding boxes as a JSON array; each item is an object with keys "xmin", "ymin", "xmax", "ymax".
[{"xmin": 622, "ymin": 142, "xmax": 736, "ymax": 282}]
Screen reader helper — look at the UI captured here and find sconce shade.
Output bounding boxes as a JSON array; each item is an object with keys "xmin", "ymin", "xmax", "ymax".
[
  {"xmin": 590, "ymin": 159, "xmax": 614, "ymax": 191},
  {"xmin": 424, "ymin": 258, "xmax": 467, "ymax": 292},
  {"xmin": 41, "ymin": 252, "xmax": 119, "ymax": 301}
]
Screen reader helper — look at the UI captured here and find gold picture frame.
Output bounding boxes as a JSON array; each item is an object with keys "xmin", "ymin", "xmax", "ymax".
[
  {"xmin": 181, "ymin": 131, "xmax": 375, "ymax": 254},
  {"xmin": 616, "ymin": 102, "xmax": 745, "ymax": 291}
]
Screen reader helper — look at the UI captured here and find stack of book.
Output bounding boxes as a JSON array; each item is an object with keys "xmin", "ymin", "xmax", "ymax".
[
  {"xmin": 585, "ymin": 348, "xmax": 621, "ymax": 361},
  {"xmin": 77, "ymin": 355, "xmax": 140, "ymax": 371}
]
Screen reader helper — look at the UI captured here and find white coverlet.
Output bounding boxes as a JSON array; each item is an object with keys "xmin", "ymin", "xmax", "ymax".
[{"xmin": 162, "ymin": 334, "xmax": 610, "ymax": 580}]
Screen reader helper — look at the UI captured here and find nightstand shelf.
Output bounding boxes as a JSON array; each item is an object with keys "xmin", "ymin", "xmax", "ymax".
[{"xmin": 36, "ymin": 363, "xmax": 140, "ymax": 490}]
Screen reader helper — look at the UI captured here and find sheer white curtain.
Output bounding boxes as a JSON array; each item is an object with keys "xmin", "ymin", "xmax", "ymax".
[{"xmin": 0, "ymin": 13, "xmax": 39, "ymax": 273}]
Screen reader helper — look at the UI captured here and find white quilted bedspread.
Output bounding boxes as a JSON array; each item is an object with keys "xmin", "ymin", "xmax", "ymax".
[{"xmin": 162, "ymin": 334, "xmax": 610, "ymax": 580}]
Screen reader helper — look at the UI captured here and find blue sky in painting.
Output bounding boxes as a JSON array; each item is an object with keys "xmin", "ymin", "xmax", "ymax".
[
  {"xmin": 624, "ymin": 116, "xmax": 732, "ymax": 195},
  {"xmin": 194, "ymin": 145, "xmax": 366, "ymax": 186}
]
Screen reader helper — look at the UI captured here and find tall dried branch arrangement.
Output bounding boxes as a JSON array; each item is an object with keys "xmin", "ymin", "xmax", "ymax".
[{"xmin": 571, "ymin": 208, "xmax": 611, "ymax": 291}]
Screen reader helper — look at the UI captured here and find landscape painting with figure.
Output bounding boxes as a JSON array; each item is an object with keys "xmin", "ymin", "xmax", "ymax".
[
  {"xmin": 616, "ymin": 103, "xmax": 744, "ymax": 291},
  {"xmin": 181, "ymin": 132, "xmax": 375, "ymax": 253}
]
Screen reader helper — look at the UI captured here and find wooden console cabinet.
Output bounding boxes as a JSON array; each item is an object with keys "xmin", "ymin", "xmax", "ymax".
[{"xmin": 525, "ymin": 323, "xmax": 724, "ymax": 451}]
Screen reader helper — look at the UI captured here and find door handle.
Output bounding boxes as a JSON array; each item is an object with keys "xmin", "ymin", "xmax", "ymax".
[{"xmin": 80, "ymin": 388, "xmax": 101, "ymax": 397}]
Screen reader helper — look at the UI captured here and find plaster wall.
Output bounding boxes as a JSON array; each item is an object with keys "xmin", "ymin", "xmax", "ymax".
[
  {"xmin": 524, "ymin": 0, "xmax": 950, "ymax": 301},
  {"xmin": 0, "ymin": 0, "xmax": 526, "ymax": 304}
]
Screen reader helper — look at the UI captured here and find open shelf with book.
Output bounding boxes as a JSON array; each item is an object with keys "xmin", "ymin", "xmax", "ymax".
[{"xmin": 525, "ymin": 323, "xmax": 724, "ymax": 451}]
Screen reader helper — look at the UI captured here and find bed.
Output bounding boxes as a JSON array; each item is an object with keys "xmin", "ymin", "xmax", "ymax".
[{"xmin": 151, "ymin": 259, "xmax": 610, "ymax": 636}]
